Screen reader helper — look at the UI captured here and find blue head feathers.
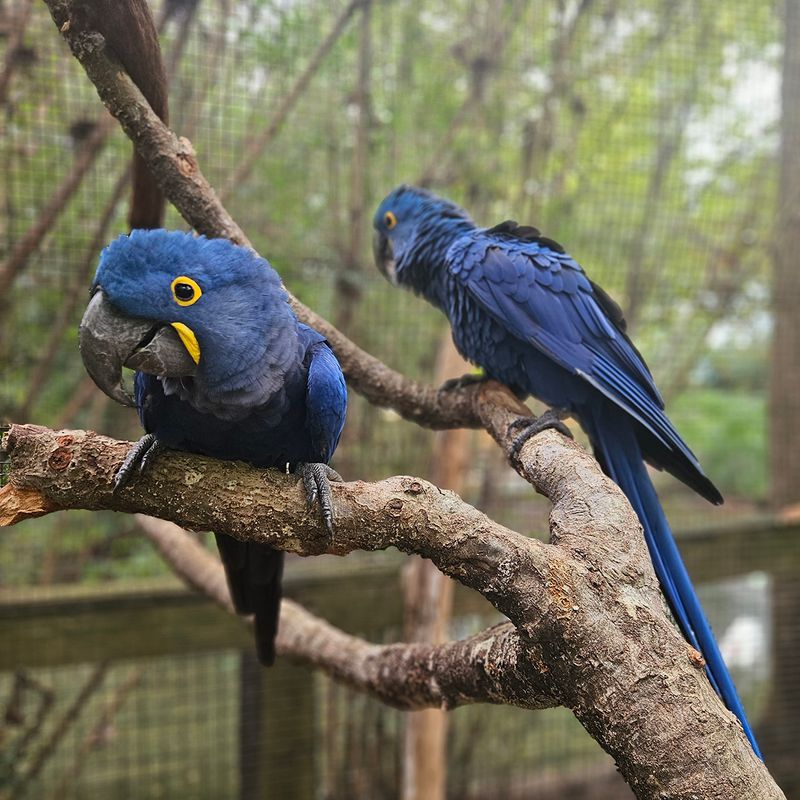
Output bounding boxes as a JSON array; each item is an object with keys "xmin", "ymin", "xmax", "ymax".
[
  {"xmin": 372, "ymin": 185, "xmax": 474, "ymax": 288},
  {"xmin": 372, "ymin": 185, "xmax": 472, "ymax": 233},
  {"xmin": 85, "ymin": 229, "xmax": 302, "ymax": 411},
  {"xmin": 95, "ymin": 229, "xmax": 294, "ymax": 336}
]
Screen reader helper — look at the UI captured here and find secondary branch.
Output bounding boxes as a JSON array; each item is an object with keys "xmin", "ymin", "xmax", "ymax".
[{"xmin": 136, "ymin": 513, "xmax": 551, "ymax": 713}]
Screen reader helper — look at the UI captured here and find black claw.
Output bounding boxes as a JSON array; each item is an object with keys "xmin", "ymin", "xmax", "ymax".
[
  {"xmin": 438, "ymin": 372, "xmax": 487, "ymax": 393},
  {"xmin": 508, "ymin": 410, "xmax": 572, "ymax": 463},
  {"xmin": 138, "ymin": 439, "xmax": 164, "ymax": 474},
  {"xmin": 297, "ymin": 463, "xmax": 341, "ymax": 534},
  {"xmin": 114, "ymin": 433, "xmax": 161, "ymax": 492}
]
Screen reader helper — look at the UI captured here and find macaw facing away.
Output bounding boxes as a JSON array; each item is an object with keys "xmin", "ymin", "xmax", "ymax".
[
  {"xmin": 79, "ymin": 230, "xmax": 347, "ymax": 665},
  {"xmin": 372, "ymin": 185, "xmax": 761, "ymax": 758}
]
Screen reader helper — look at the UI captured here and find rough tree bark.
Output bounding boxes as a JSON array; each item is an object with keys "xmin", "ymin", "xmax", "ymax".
[{"xmin": 11, "ymin": 4, "xmax": 786, "ymax": 797}]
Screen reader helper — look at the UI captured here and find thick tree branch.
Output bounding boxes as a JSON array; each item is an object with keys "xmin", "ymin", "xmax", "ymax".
[
  {"xmin": 0, "ymin": 421, "xmax": 782, "ymax": 799},
  {"xmin": 136, "ymin": 514, "xmax": 548, "ymax": 713},
  {"xmin": 0, "ymin": 422, "xmax": 554, "ymax": 621}
]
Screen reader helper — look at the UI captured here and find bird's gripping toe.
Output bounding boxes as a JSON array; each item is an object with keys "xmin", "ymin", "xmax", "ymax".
[
  {"xmin": 297, "ymin": 462, "xmax": 343, "ymax": 534},
  {"xmin": 438, "ymin": 371, "xmax": 487, "ymax": 393},
  {"xmin": 508, "ymin": 410, "xmax": 573, "ymax": 464},
  {"xmin": 114, "ymin": 433, "xmax": 164, "ymax": 492}
]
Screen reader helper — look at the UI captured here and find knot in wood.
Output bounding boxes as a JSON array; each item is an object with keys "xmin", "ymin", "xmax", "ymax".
[
  {"xmin": 385, "ymin": 498, "xmax": 404, "ymax": 517},
  {"xmin": 402, "ymin": 479, "xmax": 424, "ymax": 495},
  {"xmin": 48, "ymin": 446, "xmax": 73, "ymax": 472},
  {"xmin": 178, "ymin": 136, "xmax": 196, "ymax": 155},
  {"xmin": 177, "ymin": 151, "xmax": 197, "ymax": 177},
  {"xmin": 547, "ymin": 580, "xmax": 578, "ymax": 617},
  {"xmin": 687, "ymin": 645, "xmax": 706, "ymax": 669}
]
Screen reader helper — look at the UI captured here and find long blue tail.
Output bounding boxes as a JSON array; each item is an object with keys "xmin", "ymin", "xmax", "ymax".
[{"xmin": 582, "ymin": 407, "xmax": 762, "ymax": 758}]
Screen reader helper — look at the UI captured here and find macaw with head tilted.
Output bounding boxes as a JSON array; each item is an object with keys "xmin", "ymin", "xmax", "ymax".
[
  {"xmin": 79, "ymin": 229, "xmax": 347, "ymax": 665},
  {"xmin": 372, "ymin": 184, "xmax": 761, "ymax": 758}
]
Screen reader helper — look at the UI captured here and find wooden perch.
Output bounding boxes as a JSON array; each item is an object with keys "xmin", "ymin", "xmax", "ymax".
[{"xmin": 0, "ymin": 417, "xmax": 781, "ymax": 800}]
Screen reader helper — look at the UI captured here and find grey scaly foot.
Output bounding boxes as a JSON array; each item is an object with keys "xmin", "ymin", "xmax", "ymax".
[
  {"xmin": 297, "ymin": 462, "xmax": 343, "ymax": 534},
  {"xmin": 508, "ymin": 410, "xmax": 573, "ymax": 464},
  {"xmin": 114, "ymin": 433, "xmax": 164, "ymax": 492}
]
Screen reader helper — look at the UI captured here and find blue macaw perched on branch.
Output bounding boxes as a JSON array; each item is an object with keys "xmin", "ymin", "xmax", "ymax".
[
  {"xmin": 79, "ymin": 230, "xmax": 347, "ymax": 665},
  {"xmin": 372, "ymin": 185, "xmax": 761, "ymax": 757}
]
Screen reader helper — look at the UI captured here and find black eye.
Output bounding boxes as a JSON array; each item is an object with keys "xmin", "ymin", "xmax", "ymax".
[
  {"xmin": 174, "ymin": 283, "xmax": 195, "ymax": 301},
  {"xmin": 384, "ymin": 211, "xmax": 397, "ymax": 229}
]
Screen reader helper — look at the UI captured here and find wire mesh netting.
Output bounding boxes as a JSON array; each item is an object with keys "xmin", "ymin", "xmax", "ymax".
[{"xmin": 1, "ymin": 0, "xmax": 797, "ymax": 797}]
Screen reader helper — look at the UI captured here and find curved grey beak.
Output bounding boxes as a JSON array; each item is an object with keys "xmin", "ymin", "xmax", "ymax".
[
  {"xmin": 79, "ymin": 289, "xmax": 197, "ymax": 406},
  {"xmin": 372, "ymin": 231, "xmax": 397, "ymax": 285}
]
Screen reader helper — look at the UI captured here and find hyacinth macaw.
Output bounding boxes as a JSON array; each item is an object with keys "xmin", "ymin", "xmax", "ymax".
[
  {"xmin": 79, "ymin": 230, "xmax": 347, "ymax": 665},
  {"xmin": 372, "ymin": 185, "xmax": 760, "ymax": 757}
]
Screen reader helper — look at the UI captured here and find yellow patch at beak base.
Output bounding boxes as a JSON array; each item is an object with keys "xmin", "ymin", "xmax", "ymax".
[{"xmin": 170, "ymin": 322, "xmax": 201, "ymax": 364}]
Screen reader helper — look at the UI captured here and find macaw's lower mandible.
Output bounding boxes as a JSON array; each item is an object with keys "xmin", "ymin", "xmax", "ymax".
[
  {"xmin": 79, "ymin": 229, "xmax": 348, "ymax": 665},
  {"xmin": 372, "ymin": 184, "xmax": 761, "ymax": 758}
]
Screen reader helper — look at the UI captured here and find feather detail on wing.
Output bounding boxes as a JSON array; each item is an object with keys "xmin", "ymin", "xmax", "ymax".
[
  {"xmin": 304, "ymin": 335, "xmax": 348, "ymax": 463},
  {"xmin": 447, "ymin": 227, "xmax": 721, "ymax": 504}
]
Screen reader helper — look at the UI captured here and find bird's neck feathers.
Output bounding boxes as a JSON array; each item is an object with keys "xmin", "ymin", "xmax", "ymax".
[
  {"xmin": 163, "ymin": 295, "xmax": 304, "ymax": 421},
  {"xmin": 396, "ymin": 215, "xmax": 473, "ymax": 308}
]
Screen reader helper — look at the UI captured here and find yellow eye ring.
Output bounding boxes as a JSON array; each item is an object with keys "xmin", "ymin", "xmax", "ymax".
[
  {"xmin": 171, "ymin": 276, "xmax": 202, "ymax": 307},
  {"xmin": 384, "ymin": 211, "xmax": 397, "ymax": 230}
]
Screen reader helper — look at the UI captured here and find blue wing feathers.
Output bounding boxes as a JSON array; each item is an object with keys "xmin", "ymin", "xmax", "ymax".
[
  {"xmin": 305, "ymin": 338, "xmax": 348, "ymax": 463},
  {"xmin": 446, "ymin": 221, "xmax": 750, "ymax": 747},
  {"xmin": 447, "ymin": 229, "xmax": 720, "ymax": 502}
]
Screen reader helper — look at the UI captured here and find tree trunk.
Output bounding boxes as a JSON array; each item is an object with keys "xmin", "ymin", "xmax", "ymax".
[
  {"xmin": 762, "ymin": 1, "xmax": 800, "ymax": 790},
  {"xmin": 770, "ymin": 0, "xmax": 800, "ymax": 510},
  {"xmin": 401, "ymin": 334, "xmax": 472, "ymax": 800}
]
